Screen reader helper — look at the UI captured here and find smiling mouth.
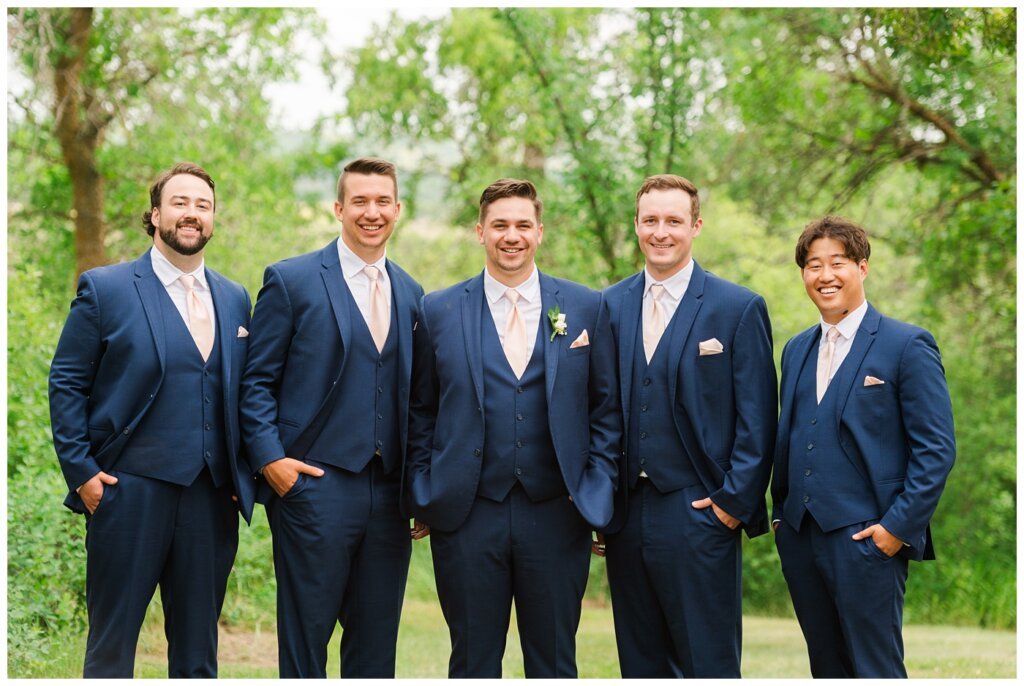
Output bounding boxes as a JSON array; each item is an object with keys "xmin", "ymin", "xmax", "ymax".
[
  {"xmin": 818, "ymin": 286, "xmax": 839, "ymax": 295},
  {"xmin": 500, "ymin": 247, "xmax": 524, "ymax": 254},
  {"xmin": 359, "ymin": 224, "xmax": 385, "ymax": 233}
]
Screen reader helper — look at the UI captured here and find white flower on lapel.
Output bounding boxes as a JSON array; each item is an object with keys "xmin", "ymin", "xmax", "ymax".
[{"xmin": 547, "ymin": 305, "xmax": 568, "ymax": 342}]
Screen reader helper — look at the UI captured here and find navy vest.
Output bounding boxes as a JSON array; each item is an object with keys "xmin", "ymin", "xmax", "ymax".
[
  {"xmin": 626, "ymin": 298, "xmax": 699, "ymax": 491},
  {"xmin": 783, "ymin": 340, "xmax": 879, "ymax": 531},
  {"xmin": 307, "ymin": 283, "xmax": 401, "ymax": 474},
  {"xmin": 119, "ymin": 286, "xmax": 229, "ymax": 487},
  {"xmin": 478, "ymin": 299, "xmax": 564, "ymax": 503}
]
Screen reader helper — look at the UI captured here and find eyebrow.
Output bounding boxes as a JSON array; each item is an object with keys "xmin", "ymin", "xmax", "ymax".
[{"xmin": 169, "ymin": 194, "xmax": 212, "ymax": 203}]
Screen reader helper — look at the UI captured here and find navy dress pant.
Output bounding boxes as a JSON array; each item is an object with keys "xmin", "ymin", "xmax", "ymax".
[
  {"xmin": 267, "ymin": 458, "xmax": 411, "ymax": 678},
  {"xmin": 83, "ymin": 469, "xmax": 238, "ymax": 678},
  {"xmin": 605, "ymin": 481, "xmax": 743, "ymax": 678},
  {"xmin": 775, "ymin": 517, "xmax": 910, "ymax": 678},
  {"xmin": 430, "ymin": 485, "xmax": 591, "ymax": 678}
]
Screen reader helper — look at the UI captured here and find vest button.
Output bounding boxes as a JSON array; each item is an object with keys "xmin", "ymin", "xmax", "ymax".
[
  {"xmin": 376, "ymin": 439, "xmax": 383, "ymax": 447},
  {"xmin": 517, "ymin": 386, "xmax": 524, "ymax": 393},
  {"xmin": 802, "ymin": 495, "xmax": 810, "ymax": 503},
  {"xmin": 204, "ymin": 395, "xmax": 211, "ymax": 404},
  {"xmin": 473, "ymin": 448, "xmax": 481, "ymax": 457},
  {"xmin": 205, "ymin": 423, "xmax": 211, "ymax": 431},
  {"xmin": 640, "ymin": 432, "xmax": 647, "ymax": 439},
  {"xmin": 811, "ymin": 418, "xmax": 817, "ymax": 424},
  {"xmin": 807, "ymin": 442, "xmax": 814, "ymax": 450},
  {"xmin": 515, "ymin": 468, "xmax": 522, "ymax": 475},
  {"xmin": 639, "ymin": 458, "xmax": 646, "ymax": 465},
  {"xmin": 122, "ymin": 428, "xmax": 129, "ymax": 435},
  {"xmin": 516, "ymin": 413, "xmax": 524, "ymax": 421},
  {"xmin": 640, "ymin": 405, "xmax": 648, "ymax": 412},
  {"xmin": 377, "ymin": 386, "xmax": 383, "ymax": 393},
  {"xmin": 205, "ymin": 451, "xmax": 211, "ymax": 458},
  {"xmin": 804, "ymin": 469, "xmax": 811, "ymax": 476},
  {"xmin": 377, "ymin": 413, "xmax": 383, "ymax": 420},
  {"xmin": 515, "ymin": 440, "xmax": 523, "ymax": 448},
  {"xmin": 643, "ymin": 378, "xmax": 652, "ymax": 386}
]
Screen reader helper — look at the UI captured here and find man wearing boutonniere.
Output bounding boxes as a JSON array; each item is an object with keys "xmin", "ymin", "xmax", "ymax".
[
  {"xmin": 600, "ymin": 174, "xmax": 777, "ymax": 678},
  {"xmin": 240, "ymin": 157, "xmax": 424, "ymax": 678},
  {"xmin": 771, "ymin": 216, "xmax": 955, "ymax": 677},
  {"xmin": 49, "ymin": 162, "xmax": 254, "ymax": 677},
  {"xmin": 406, "ymin": 178, "xmax": 621, "ymax": 677}
]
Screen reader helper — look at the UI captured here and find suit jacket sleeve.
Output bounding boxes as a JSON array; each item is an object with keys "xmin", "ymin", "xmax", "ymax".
[
  {"xmin": 405, "ymin": 296, "xmax": 438, "ymax": 509},
  {"xmin": 709, "ymin": 295, "xmax": 777, "ymax": 528},
  {"xmin": 239, "ymin": 264, "xmax": 294, "ymax": 470},
  {"xmin": 878, "ymin": 330, "xmax": 956, "ymax": 545},
  {"xmin": 48, "ymin": 272, "xmax": 105, "ymax": 492},
  {"xmin": 586, "ymin": 296, "xmax": 621, "ymax": 488}
]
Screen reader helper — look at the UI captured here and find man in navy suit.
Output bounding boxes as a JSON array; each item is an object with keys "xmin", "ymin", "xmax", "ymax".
[
  {"xmin": 407, "ymin": 178, "xmax": 621, "ymax": 677},
  {"xmin": 240, "ymin": 157, "xmax": 424, "ymax": 678},
  {"xmin": 600, "ymin": 174, "xmax": 777, "ymax": 677},
  {"xmin": 771, "ymin": 216, "xmax": 955, "ymax": 677},
  {"xmin": 49, "ymin": 162, "xmax": 254, "ymax": 677}
]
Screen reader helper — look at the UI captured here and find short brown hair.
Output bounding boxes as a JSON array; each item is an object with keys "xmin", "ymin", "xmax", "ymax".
[
  {"xmin": 142, "ymin": 162, "xmax": 215, "ymax": 236},
  {"xmin": 635, "ymin": 174, "xmax": 700, "ymax": 224},
  {"xmin": 337, "ymin": 157, "xmax": 398, "ymax": 203},
  {"xmin": 478, "ymin": 178, "xmax": 543, "ymax": 224},
  {"xmin": 795, "ymin": 215, "xmax": 872, "ymax": 268}
]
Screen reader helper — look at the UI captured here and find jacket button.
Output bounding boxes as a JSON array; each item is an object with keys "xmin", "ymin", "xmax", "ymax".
[
  {"xmin": 640, "ymin": 432, "xmax": 647, "ymax": 439},
  {"xmin": 473, "ymin": 448, "xmax": 481, "ymax": 457},
  {"xmin": 122, "ymin": 428, "xmax": 129, "ymax": 435},
  {"xmin": 807, "ymin": 442, "xmax": 814, "ymax": 450},
  {"xmin": 811, "ymin": 418, "xmax": 817, "ymax": 425},
  {"xmin": 804, "ymin": 469, "xmax": 812, "ymax": 476},
  {"xmin": 639, "ymin": 458, "xmax": 646, "ymax": 465},
  {"xmin": 802, "ymin": 495, "xmax": 810, "ymax": 503},
  {"xmin": 515, "ymin": 440, "xmax": 523, "ymax": 448},
  {"xmin": 515, "ymin": 468, "xmax": 522, "ymax": 475}
]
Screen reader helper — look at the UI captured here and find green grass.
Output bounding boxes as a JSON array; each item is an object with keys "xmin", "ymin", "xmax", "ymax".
[{"xmin": 46, "ymin": 597, "xmax": 1015, "ymax": 678}]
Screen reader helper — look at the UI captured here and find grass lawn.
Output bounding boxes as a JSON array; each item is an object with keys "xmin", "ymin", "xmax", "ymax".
[{"xmin": 121, "ymin": 598, "xmax": 1017, "ymax": 678}]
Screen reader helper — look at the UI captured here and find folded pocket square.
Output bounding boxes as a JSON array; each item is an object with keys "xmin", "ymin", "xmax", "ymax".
[
  {"xmin": 864, "ymin": 375, "xmax": 885, "ymax": 386},
  {"xmin": 237, "ymin": 326, "xmax": 249, "ymax": 338},
  {"xmin": 698, "ymin": 337, "xmax": 724, "ymax": 356},
  {"xmin": 570, "ymin": 329, "xmax": 590, "ymax": 348}
]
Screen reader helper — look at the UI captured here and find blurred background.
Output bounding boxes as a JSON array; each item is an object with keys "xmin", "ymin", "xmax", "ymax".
[{"xmin": 6, "ymin": 6, "xmax": 1016, "ymax": 677}]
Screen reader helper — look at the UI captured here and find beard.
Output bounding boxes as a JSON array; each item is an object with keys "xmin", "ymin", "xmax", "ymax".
[{"xmin": 158, "ymin": 219, "xmax": 211, "ymax": 256}]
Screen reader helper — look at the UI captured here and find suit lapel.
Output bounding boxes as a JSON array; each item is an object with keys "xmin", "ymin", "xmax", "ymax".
[
  {"xmin": 834, "ymin": 304, "xmax": 880, "ymax": 424},
  {"xmin": 666, "ymin": 262, "xmax": 705, "ymax": 403},
  {"xmin": 539, "ymin": 273, "xmax": 562, "ymax": 405},
  {"xmin": 386, "ymin": 260, "xmax": 415, "ymax": 388},
  {"xmin": 206, "ymin": 269, "xmax": 235, "ymax": 391},
  {"xmin": 461, "ymin": 274, "xmax": 485, "ymax": 408},
  {"xmin": 134, "ymin": 249, "xmax": 167, "ymax": 374},
  {"xmin": 618, "ymin": 273, "xmax": 645, "ymax": 430},
  {"xmin": 320, "ymin": 242, "xmax": 353, "ymax": 363}
]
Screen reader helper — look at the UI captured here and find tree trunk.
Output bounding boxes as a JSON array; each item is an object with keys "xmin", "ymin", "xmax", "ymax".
[{"xmin": 53, "ymin": 8, "xmax": 107, "ymax": 278}]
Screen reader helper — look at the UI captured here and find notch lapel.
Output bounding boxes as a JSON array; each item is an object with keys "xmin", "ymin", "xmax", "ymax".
[
  {"xmin": 386, "ymin": 261, "xmax": 415, "ymax": 392},
  {"xmin": 617, "ymin": 273, "xmax": 645, "ymax": 430},
  {"xmin": 539, "ymin": 273, "xmax": 563, "ymax": 406},
  {"xmin": 320, "ymin": 243, "xmax": 353, "ymax": 369},
  {"xmin": 133, "ymin": 249, "xmax": 167, "ymax": 375},
  {"xmin": 461, "ymin": 274, "xmax": 485, "ymax": 408},
  {"xmin": 834, "ymin": 304, "xmax": 881, "ymax": 424},
  {"xmin": 666, "ymin": 262, "xmax": 706, "ymax": 403}
]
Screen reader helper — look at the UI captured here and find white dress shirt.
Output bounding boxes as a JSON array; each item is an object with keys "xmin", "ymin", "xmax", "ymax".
[
  {"xmin": 337, "ymin": 237, "xmax": 391, "ymax": 332},
  {"xmin": 817, "ymin": 299, "xmax": 868, "ymax": 383},
  {"xmin": 484, "ymin": 265, "xmax": 542, "ymax": 363},
  {"xmin": 643, "ymin": 259, "xmax": 694, "ymax": 328},
  {"xmin": 150, "ymin": 246, "xmax": 217, "ymax": 335}
]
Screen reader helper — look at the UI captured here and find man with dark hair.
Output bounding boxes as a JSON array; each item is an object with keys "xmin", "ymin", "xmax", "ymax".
[
  {"xmin": 601, "ymin": 173, "xmax": 777, "ymax": 677},
  {"xmin": 772, "ymin": 215, "xmax": 955, "ymax": 677},
  {"xmin": 49, "ymin": 162, "xmax": 254, "ymax": 677},
  {"xmin": 240, "ymin": 157, "xmax": 424, "ymax": 677},
  {"xmin": 407, "ymin": 178, "xmax": 621, "ymax": 677}
]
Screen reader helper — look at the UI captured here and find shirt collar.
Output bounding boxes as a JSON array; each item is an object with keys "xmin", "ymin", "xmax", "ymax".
[
  {"xmin": 150, "ymin": 245, "xmax": 207, "ymax": 289},
  {"xmin": 484, "ymin": 264, "xmax": 540, "ymax": 304},
  {"xmin": 337, "ymin": 236, "xmax": 387, "ymax": 279},
  {"xmin": 820, "ymin": 299, "xmax": 868, "ymax": 340},
  {"xmin": 644, "ymin": 259, "xmax": 693, "ymax": 301}
]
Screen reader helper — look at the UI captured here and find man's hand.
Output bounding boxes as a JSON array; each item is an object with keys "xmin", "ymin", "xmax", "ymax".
[
  {"xmin": 262, "ymin": 457, "xmax": 324, "ymax": 498},
  {"xmin": 411, "ymin": 520, "xmax": 430, "ymax": 540},
  {"xmin": 852, "ymin": 523, "xmax": 904, "ymax": 557},
  {"xmin": 691, "ymin": 497, "xmax": 741, "ymax": 530},
  {"xmin": 77, "ymin": 471, "xmax": 118, "ymax": 514},
  {"xmin": 592, "ymin": 532, "xmax": 607, "ymax": 557}
]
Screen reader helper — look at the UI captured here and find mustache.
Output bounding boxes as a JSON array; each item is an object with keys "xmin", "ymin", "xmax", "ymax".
[{"xmin": 175, "ymin": 219, "xmax": 202, "ymax": 230}]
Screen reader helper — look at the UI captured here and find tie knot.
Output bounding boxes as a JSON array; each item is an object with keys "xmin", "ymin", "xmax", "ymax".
[
  {"xmin": 826, "ymin": 326, "xmax": 840, "ymax": 343},
  {"xmin": 364, "ymin": 265, "xmax": 381, "ymax": 281},
  {"xmin": 179, "ymin": 274, "xmax": 196, "ymax": 291},
  {"xmin": 649, "ymin": 283, "xmax": 666, "ymax": 301},
  {"xmin": 505, "ymin": 289, "xmax": 521, "ymax": 305}
]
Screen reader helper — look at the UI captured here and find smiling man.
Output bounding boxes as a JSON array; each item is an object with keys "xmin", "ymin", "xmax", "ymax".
[
  {"xmin": 771, "ymin": 216, "xmax": 955, "ymax": 677},
  {"xmin": 49, "ymin": 162, "xmax": 254, "ymax": 677},
  {"xmin": 406, "ymin": 178, "xmax": 621, "ymax": 677},
  {"xmin": 600, "ymin": 174, "xmax": 777, "ymax": 677},
  {"xmin": 240, "ymin": 157, "xmax": 424, "ymax": 677}
]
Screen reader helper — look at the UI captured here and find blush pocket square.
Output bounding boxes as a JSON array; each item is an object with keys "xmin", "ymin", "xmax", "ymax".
[
  {"xmin": 237, "ymin": 326, "xmax": 249, "ymax": 338},
  {"xmin": 698, "ymin": 338, "xmax": 724, "ymax": 356},
  {"xmin": 864, "ymin": 375, "xmax": 885, "ymax": 386},
  {"xmin": 570, "ymin": 329, "xmax": 590, "ymax": 349}
]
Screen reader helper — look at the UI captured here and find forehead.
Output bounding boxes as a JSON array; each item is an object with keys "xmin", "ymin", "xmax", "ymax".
[
  {"xmin": 161, "ymin": 174, "xmax": 213, "ymax": 202},
  {"xmin": 343, "ymin": 173, "xmax": 396, "ymax": 200},
  {"xmin": 483, "ymin": 196, "xmax": 538, "ymax": 224},
  {"xmin": 637, "ymin": 188, "xmax": 693, "ymax": 216},
  {"xmin": 804, "ymin": 237, "xmax": 850, "ymax": 261}
]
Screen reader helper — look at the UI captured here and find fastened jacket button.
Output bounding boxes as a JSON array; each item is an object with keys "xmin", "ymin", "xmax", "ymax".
[
  {"xmin": 204, "ymin": 395, "xmax": 211, "ymax": 404},
  {"xmin": 515, "ymin": 468, "xmax": 522, "ymax": 475},
  {"xmin": 803, "ymin": 495, "xmax": 810, "ymax": 503},
  {"xmin": 377, "ymin": 413, "xmax": 383, "ymax": 420},
  {"xmin": 811, "ymin": 418, "xmax": 817, "ymax": 425},
  {"xmin": 205, "ymin": 423, "xmax": 211, "ymax": 431},
  {"xmin": 804, "ymin": 469, "xmax": 812, "ymax": 476},
  {"xmin": 122, "ymin": 428, "xmax": 129, "ymax": 435},
  {"xmin": 205, "ymin": 451, "xmax": 211, "ymax": 458},
  {"xmin": 473, "ymin": 448, "xmax": 481, "ymax": 457},
  {"xmin": 807, "ymin": 442, "xmax": 814, "ymax": 450},
  {"xmin": 377, "ymin": 386, "xmax": 383, "ymax": 394},
  {"xmin": 639, "ymin": 458, "xmax": 646, "ymax": 465}
]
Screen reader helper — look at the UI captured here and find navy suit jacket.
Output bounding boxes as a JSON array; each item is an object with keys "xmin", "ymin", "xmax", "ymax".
[
  {"xmin": 603, "ymin": 262, "xmax": 777, "ymax": 537},
  {"xmin": 406, "ymin": 271, "xmax": 622, "ymax": 532},
  {"xmin": 48, "ymin": 248, "xmax": 256, "ymax": 521},
  {"xmin": 239, "ymin": 241, "xmax": 423, "ymax": 505},
  {"xmin": 771, "ymin": 303, "xmax": 956, "ymax": 561}
]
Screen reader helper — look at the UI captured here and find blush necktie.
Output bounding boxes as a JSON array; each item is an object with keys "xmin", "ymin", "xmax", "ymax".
[
  {"xmin": 503, "ymin": 289, "xmax": 528, "ymax": 379},
  {"xmin": 816, "ymin": 326, "xmax": 840, "ymax": 403},
  {"xmin": 364, "ymin": 265, "xmax": 389, "ymax": 353},
  {"xmin": 180, "ymin": 274, "xmax": 213, "ymax": 361},
  {"xmin": 643, "ymin": 283, "xmax": 667, "ymax": 363}
]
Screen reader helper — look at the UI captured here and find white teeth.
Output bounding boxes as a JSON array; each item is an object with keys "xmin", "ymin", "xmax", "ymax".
[{"xmin": 820, "ymin": 287, "xmax": 838, "ymax": 294}]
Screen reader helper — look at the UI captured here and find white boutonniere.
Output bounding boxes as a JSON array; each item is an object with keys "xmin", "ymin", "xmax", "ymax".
[{"xmin": 547, "ymin": 305, "xmax": 567, "ymax": 342}]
